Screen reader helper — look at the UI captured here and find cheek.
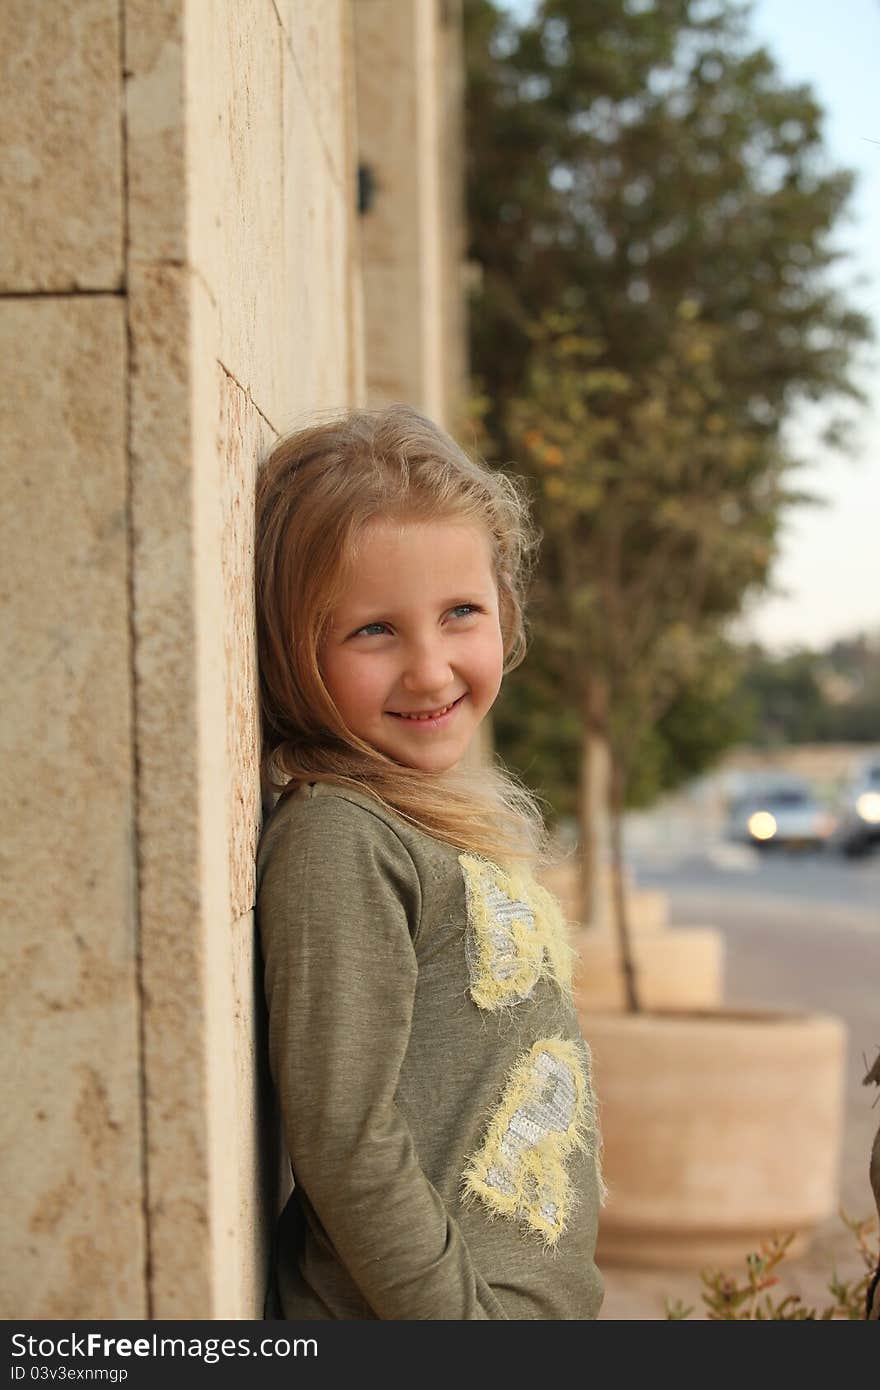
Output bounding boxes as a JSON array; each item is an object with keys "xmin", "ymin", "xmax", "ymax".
[
  {"xmin": 321, "ymin": 650, "xmax": 385, "ymax": 724},
  {"xmin": 473, "ymin": 627, "xmax": 505, "ymax": 704}
]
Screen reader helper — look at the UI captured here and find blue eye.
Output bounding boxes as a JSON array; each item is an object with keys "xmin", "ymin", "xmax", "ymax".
[
  {"xmin": 352, "ymin": 622, "xmax": 389, "ymax": 638},
  {"xmin": 449, "ymin": 604, "xmax": 480, "ymax": 619}
]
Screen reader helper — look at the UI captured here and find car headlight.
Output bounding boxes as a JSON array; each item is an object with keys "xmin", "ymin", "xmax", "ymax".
[
  {"xmin": 856, "ymin": 791, "xmax": 880, "ymax": 824},
  {"xmin": 748, "ymin": 811, "xmax": 777, "ymax": 840}
]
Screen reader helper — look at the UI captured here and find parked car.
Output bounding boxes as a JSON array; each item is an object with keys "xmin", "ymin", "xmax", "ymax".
[
  {"xmin": 834, "ymin": 755, "xmax": 880, "ymax": 858},
  {"xmin": 726, "ymin": 780, "xmax": 835, "ymax": 850}
]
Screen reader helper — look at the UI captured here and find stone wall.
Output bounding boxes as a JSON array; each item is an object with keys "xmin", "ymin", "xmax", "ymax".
[
  {"xmin": 354, "ymin": 0, "xmax": 467, "ymax": 425},
  {"xmin": 127, "ymin": 0, "xmax": 362, "ymax": 1320},
  {"xmin": 2, "ymin": 0, "xmax": 466, "ymax": 1320},
  {"xmin": 1, "ymin": 1, "xmax": 144, "ymax": 1319}
]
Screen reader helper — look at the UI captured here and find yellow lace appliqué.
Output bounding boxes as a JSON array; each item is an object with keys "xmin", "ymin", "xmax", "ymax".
[
  {"xmin": 458, "ymin": 854, "xmax": 575, "ymax": 1011},
  {"xmin": 461, "ymin": 1036, "xmax": 606, "ymax": 1246}
]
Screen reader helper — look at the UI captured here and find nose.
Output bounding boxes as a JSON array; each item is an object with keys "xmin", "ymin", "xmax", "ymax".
[{"xmin": 400, "ymin": 635, "xmax": 455, "ymax": 696}]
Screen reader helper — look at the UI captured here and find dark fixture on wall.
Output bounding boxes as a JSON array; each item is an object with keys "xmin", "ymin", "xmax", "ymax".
[{"xmin": 357, "ymin": 162, "xmax": 377, "ymax": 215}]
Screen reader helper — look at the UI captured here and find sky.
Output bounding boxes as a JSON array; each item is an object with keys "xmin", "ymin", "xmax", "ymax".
[{"xmin": 499, "ymin": 0, "xmax": 880, "ymax": 652}]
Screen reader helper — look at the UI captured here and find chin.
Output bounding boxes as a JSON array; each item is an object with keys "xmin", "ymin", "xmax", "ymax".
[
  {"xmin": 411, "ymin": 753, "xmax": 461, "ymax": 775},
  {"xmin": 388, "ymin": 745, "xmax": 463, "ymax": 775}
]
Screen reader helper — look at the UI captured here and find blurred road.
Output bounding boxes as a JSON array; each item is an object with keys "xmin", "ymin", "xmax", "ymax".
[{"xmin": 598, "ymin": 813, "xmax": 880, "ymax": 1320}]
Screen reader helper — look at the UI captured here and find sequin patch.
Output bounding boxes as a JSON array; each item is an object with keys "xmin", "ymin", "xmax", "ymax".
[
  {"xmin": 459, "ymin": 854, "xmax": 575, "ymax": 1011},
  {"xmin": 461, "ymin": 1036, "xmax": 604, "ymax": 1245}
]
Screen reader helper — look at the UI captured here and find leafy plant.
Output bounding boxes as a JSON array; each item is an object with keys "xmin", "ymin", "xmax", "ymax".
[{"xmin": 665, "ymin": 1214, "xmax": 879, "ymax": 1320}]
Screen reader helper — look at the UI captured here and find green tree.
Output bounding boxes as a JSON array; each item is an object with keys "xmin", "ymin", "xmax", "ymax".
[
  {"xmin": 464, "ymin": 1, "xmax": 870, "ymax": 1007},
  {"xmin": 737, "ymin": 644, "xmax": 830, "ymax": 744},
  {"xmin": 626, "ymin": 640, "xmax": 752, "ymax": 805},
  {"xmin": 734, "ymin": 636, "xmax": 880, "ymax": 745},
  {"xmin": 465, "ymin": 0, "xmax": 869, "ymax": 456},
  {"xmin": 500, "ymin": 314, "xmax": 780, "ymax": 1007},
  {"xmin": 495, "ymin": 629, "xmax": 750, "ymax": 815}
]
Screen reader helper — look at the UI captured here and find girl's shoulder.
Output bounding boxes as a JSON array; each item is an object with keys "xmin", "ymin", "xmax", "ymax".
[
  {"xmin": 256, "ymin": 779, "xmax": 451, "ymax": 896},
  {"xmin": 260, "ymin": 778, "xmax": 405, "ymax": 842},
  {"xmin": 260, "ymin": 779, "xmax": 387, "ymax": 851},
  {"xmin": 255, "ymin": 781, "xmax": 451, "ymax": 948}
]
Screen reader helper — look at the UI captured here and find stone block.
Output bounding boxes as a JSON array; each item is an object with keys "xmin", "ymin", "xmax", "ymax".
[
  {"xmin": 125, "ymin": 0, "xmax": 187, "ymax": 265},
  {"xmin": 129, "ymin": 268, "xmax": 266, "ymax": 1317},
  {"xmin": 183, "ymin": 3, "xmax": 286, "ymax": 426},
  {"xmin": 227, "ymin": 907, "xmax": 281, "ymax": 1317},
  {"xmin": 279, "ymin": 44, "xmax": 353, "ymax": 421},
  {"xmin": 220, "ymin": 369, "xmax": 274, "ymax": 920},
  {"xmin": 275, "ymin": 0, "xmax": 348, "ymax": 189},
  {"xmin": 354, "ymin": 0, "xmax": 420, "ymax": 267},
  {"xmin": 128, "ymin": 0, "xmax": 358, "ymax": 426},
  {"xmin": 353, "ymin": 0, "xmax": 446, "ymax": 417},
  {"xmin": 0, "ymin": 0, "xmax": 124, "ymax": 290},
  {"xmin": 0, "ymin": 297, "xmax": 145, "ymax": 1316},
  {"xmin": 128, "ymin": 263, "xmax": 222, "ymax": 1316}
]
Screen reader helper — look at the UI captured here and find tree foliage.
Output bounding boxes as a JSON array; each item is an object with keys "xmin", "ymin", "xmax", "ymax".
[
  {"xmin": 465, "ymin": 1, "xmax": 870, "ymax": 990},
  {"xmin": 465, "ymin": 0, "xmax": 869, "ymax": 456},
  {"xmin": 495, "ymin": 629, "xmax": 750, "ymax": 820},
  {"xmin": 464, "ymin": 0, "xmax": 870, "ymax": 819},
  {"xmin": 736, "ymin": 634, "xmax": 880, "ymax": 746},
  {"xmin": 505, "ymin": 312, "xmax": 785, "ymax": 745}
]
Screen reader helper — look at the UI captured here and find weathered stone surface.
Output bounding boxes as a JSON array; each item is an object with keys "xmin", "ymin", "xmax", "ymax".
[
  {"xmin": 353, "ymin": 0, "xmax": 446, "ymax": 419},
  {"xmin": 125, "ymin": 0, "xmax": 187, "ymax": 265},
  {"xmin": 275, "ymin": 0, "xmax": 347, "ymax": 189},
  {"xmin": 184, "ymin": 3, "xmax": 285, "ymax": 427},
  {"xmin": 280, "ymin": 42, "xmax": 353, "ymax": 421},
  {"xmin": 128, "ymin": 262, "xmax": 218, "ymax": 1317},
  {"xmin": 182, "ymin": 0, "xmax": 357, "ymax": 428},
  {"xmin": 0, "ymin": 0, "xmax": 123, "ymax": 291},
  {"xmin": 129, "ymin": 270, "xmax": 268, "ymax": 1318},
  {"xmin": 220, "ymin": 372, "xmax": 275, "ymax": 920},
  {"xmin": 125, "ymin": 0, "xmax": 362, "ymax": 1313},
  {"xmin": 0, "ymin": 298, "xmax": 145, "ymax": 1316},
  {"xmin": 436, "ymin": 1, "xmax": 469, "ymax": 430},
  {"xmin": 227, "ymin": 905, "xmax": 283, "ymax": 1317}
]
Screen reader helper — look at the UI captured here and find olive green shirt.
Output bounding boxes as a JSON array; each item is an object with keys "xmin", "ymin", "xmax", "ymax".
[{"xmin": 256, "ymin": 781, "xmax": 605, "ymax": 1320}]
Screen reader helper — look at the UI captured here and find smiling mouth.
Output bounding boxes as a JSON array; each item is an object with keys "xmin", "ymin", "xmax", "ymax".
[{"xmin": 388, "ymin": 694, "xmax": 466, "ymax": 721}]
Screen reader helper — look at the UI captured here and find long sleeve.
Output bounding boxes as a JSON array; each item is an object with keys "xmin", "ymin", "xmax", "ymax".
[{"xmin": 257, "ymin": 791, "xmax": 509, "ymax": 1320}]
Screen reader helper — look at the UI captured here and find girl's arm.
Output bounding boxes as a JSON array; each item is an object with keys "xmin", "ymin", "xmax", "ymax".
[{"xmin": 258, "ymin": 793, "xmax": 509, "ymax": 1321}]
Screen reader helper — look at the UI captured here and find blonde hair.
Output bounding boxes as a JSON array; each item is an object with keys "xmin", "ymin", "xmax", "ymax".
[{"xmin": 254, "ymin": 404, "xmax": 546, "ymax": 864}]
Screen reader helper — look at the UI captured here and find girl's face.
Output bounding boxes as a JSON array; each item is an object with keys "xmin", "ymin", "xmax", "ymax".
[{"xmin": 320, "ymin": 517, "xmax": 505, "ymax": 773}]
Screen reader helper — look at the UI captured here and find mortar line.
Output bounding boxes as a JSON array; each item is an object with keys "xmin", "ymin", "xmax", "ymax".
[
  {"xmin": 119, "ymin": 0, "xmax": 157, "ymax": 1320},
  {"xmin": 0, "ymin": 288, "xmax": 125, "ymax": 300}
]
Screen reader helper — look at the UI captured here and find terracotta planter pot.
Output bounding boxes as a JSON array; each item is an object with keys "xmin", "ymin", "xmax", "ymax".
[
  {"xmin": 582, "ymin": 1008, "xmax": 847, "ymax": 1268},
  {"xmin": 574, "ymin": 927, "xmax": 723, "ymax": 1013}
]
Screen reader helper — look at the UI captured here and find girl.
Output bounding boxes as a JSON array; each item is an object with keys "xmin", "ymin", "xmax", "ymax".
[{"xmin": 254, "ymin": 405, "xmax": 605, "ymax": 1320}]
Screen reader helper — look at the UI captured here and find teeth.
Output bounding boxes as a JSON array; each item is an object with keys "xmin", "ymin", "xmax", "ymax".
[{"xmin": 397, "ymin": 699, "xmax": 456, "ymax": 720}]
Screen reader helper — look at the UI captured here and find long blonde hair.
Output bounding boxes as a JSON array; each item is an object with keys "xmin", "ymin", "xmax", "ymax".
[{"xmin": 254, "ymin": 404, "xmax": 546, "ymax": 864}]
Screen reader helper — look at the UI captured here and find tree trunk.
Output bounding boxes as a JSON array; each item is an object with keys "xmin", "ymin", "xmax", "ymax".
[
  {"xmin": 577, "ymin": 729, "xmax": 595, "ymax": 929},
  {"xmin": 608, "ymin": 749, "xmax": 641, "ymax": 1013},
  {"xmin": 578, "ymin": 678, "xmax": 612, "ymax": 929}
]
